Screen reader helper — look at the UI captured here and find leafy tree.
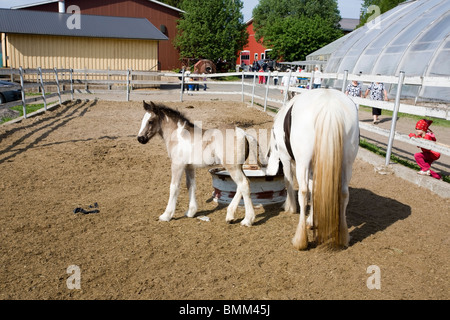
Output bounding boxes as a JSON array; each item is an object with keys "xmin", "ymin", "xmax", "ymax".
[
  {"xmin": 264, "ymin": 15, "xmax": 343, "ymax": 61},
  {"xmin": 358, "ymin": 0, "xmax": 406, "ymax": 27},
  {"xmin": 252, "ymin": 0, "xmax": 342, "ymax": 61},
  {"xmin": 174, "ymin": 0, "xmax": 248, "ymax": 67}
]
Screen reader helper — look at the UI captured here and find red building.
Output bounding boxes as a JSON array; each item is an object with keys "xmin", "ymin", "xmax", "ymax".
[
  {"xmin": 237, "ymin": 18, "xmax": 272, "ymax": 71},
  {"xmin": 13, "ymin": 0, "xmax": 183, "ymax": 71}
]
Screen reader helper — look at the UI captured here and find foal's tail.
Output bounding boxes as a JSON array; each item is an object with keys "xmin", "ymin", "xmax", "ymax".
[
  {"xmin": 313, "ymin": 107, "xmax": 345, "ymax": 248},
  {"xmin": 242, "ymin": 130, "xmax": 264, "ymax": 168}
]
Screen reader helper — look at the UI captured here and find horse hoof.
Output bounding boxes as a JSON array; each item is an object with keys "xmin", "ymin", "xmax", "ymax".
[
  {"xmin": 159, "ymin": 214, "xmax": 171, "ymax": 222},
  {"xmin": 292, "ymin": 236, "xmax": 308, "ymax": 250},
  {"xmin": 240, "ymin": 219, "xmax": 253, "ymax": 227}
]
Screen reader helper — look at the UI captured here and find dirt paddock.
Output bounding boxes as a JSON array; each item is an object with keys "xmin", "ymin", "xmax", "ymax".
[{"xmin": 0, "ymin": 99, "xmax": 448, "ymax": 300}]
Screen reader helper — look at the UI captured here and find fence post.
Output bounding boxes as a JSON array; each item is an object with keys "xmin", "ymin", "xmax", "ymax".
[
  {"xmin": 341, "ymin": 70, "xmax": 348, "ymax": 92},
  {"xmin": 180, "ymin": 69, "xmax": 185, "ymax": 102},
  {"xmin": 19, "ymin": 66, "xmax": 27, "ymax": 119},
  {"xmin": 385, "ymin": 71, "xmax": 406, "ymax": 166},
  {"xmin": 54, "ymin": 68, "xmax": 62, "ymax": 105},
  {"xmin": 264, "ymin": 70, "xmax": 271, "ymax": 112},
  {"xmin": 70, "ymin": 68, "xmax": 74, "ymax": 100},
  {"xmin": 241, "ymin": 71, "xmax": 245, "ymax": 102},
  {"xmin": 309, "ymin": 69, "xmax": 314, "ymax": 90},
  {"xmin": 84, "ymin": 69, "xmax": 88, "ymax": 92},
  {"xmin": 38, "ymin": 67, "xmax": 47, "ymax": 111},
  {"xmin": 107, "ymin": 67, "xmax": 111, "ymax": 90},
  {"xmin": 251, "ymin": 71, "xmax": 256, "ymax": 106},
  {"xmin": 126, "ymin": 69, "xmax": 131, "ymax": 101},
  {"xmin": 283, "ymin": 69, "xmax": 292, "ymax": 105}
]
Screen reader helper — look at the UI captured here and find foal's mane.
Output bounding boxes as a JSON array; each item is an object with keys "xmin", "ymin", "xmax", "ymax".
[{"xmin": 144, "ymin": 101, "xmax": 194, "ymax": 128}]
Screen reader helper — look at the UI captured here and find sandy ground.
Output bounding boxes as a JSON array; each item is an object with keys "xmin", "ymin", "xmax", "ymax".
[{"xmin": 0, "ymin": 99, "xmax": 449, "ymax": 300}]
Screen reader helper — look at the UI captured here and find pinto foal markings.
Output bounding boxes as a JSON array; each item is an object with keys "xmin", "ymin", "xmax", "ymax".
[{"xmin": 137, "ymin": 101, "xmax": 262, "ymax": 226}]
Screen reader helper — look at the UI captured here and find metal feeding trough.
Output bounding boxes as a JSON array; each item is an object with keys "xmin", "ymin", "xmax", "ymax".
[{"xmin": 209, "ymin": 165, "xmax": 286, "ymax": 206}]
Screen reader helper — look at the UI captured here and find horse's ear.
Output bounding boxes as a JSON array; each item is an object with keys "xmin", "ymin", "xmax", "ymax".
[{"xmin": 143, "ymin": 101, "xmax": 156, "ymax": 112}]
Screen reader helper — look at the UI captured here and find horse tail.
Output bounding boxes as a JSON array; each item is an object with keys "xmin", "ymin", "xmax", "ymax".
[
  {"xmin": 312, "ymin": 107, "xmax": 344, "ymax": 248},
  {"xmin": 242, "ymin": 130, "xmax": 265, "ymax": 168}
]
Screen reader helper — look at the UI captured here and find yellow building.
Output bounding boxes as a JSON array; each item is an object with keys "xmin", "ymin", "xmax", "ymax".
[{"xmin": 0, "ymin": 8, "xmax": 168, "ymax": 71}]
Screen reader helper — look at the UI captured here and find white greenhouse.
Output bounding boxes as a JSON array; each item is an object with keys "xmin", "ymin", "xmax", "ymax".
[{"xmin": 315, "ymin": 0, "xmax": 450, "ymax": 102}]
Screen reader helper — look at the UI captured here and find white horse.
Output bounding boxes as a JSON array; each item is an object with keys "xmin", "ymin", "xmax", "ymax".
[
  {"xmin": 137, "ymin": 101, "xmax": 261, "ymax": 226},
  {"xmin": 266, "ymin": 89, "xmax": 359, "ymax": 250}
]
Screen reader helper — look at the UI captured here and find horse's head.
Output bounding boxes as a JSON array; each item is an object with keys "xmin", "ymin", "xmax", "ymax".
[{"xmin": 137, "ymin": 101, "xmax": 161, "ymax": 144}]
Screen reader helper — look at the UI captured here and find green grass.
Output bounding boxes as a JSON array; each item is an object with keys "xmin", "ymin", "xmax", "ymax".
[
  {"xmin": 0, "ymin": 103, "xmax": 46, "ymax": 124},
  {"xmin": 359, "ymin": 105, "xmax": 450, "ymax": 128},
  {"xmin": 216, "ymin": 75, "xmax": 241, "ymax": 81}
]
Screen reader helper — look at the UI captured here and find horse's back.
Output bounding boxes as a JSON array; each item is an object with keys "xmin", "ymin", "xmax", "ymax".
[
  {"xmin": 291, "ymin": 89, "xmax": 357, "ymax": 127},
  {"xmin": 289, "ymin": 89, "xmax": 358, "ymax": 158}
]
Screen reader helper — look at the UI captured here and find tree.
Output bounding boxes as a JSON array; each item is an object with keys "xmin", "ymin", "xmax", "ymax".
[
  {"xmin": 263, "ymin": 15, "xmax": 343, "ymax": 61},
  {"xmin": 252, "ymin": 0, "xmax": 342, "ymax": 61},
  {"xmin": 174, "ymin": 0, "xmax": 248, "ymax": 68},
  {"xmin": 358, "ymin": 0, "xmax": 406, "ymax": 27}
]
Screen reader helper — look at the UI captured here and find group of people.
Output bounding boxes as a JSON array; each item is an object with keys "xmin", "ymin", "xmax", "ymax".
[
  {"xmin": 183, "ymin": 70, "xmax": 207, "ymax": 95},
  {"xmin": 344, "ymin": 79, "xmax": 387, "ymax": 124},
  {"xmin": 278, "ymin": 66, "xmax": 322, "ymax": 99}
]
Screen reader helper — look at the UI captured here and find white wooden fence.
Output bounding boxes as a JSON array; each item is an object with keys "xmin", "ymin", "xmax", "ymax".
[{"xmin": 1, "ymin": 67, "xmax": 449, "ymax": 164}]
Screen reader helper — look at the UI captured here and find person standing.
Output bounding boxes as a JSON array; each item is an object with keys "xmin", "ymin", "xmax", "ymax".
[
  {"xmin": 313, "ymin": 66, "xmax": 322, "ymax": 89},
  {"xmin": 345, "ymin": 80, "xmax": 362, "ymax": 109},
  {"xmin": 365, "ymin": 81, "xmax": 388, "ymax": 124},
  {"xmin": 273, "ymin": 70, "xmax": 279, "ymax": 86},
  {"xmin": 258, "ymin": 68, "xmax": 266, "ymax": 84},
  {"xmin": 281, "ymin": 69, "xmax": 296, "ymax": 100}
]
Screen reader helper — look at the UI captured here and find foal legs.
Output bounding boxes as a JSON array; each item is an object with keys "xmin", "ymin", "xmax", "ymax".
[
  {"xmin": 184, "ymin": 165, "xmax": 198, "ymax": 218},
  {"xmin": 226, "ymin": 166, "xmax": 255, "ymax": 227},
  {"xmin": 159, "ymin": 163, "xmax": 185, "ymax": 222}
]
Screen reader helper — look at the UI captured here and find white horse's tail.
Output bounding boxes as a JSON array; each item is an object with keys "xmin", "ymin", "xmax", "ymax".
[{"xmin": 312, "ymin": 107, "xmax": 344, "ymax": 248}]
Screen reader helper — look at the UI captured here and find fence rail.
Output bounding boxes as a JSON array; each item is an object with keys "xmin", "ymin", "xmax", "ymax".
[{"xmin": 1, "ymin": 67, "xmax": 449, "ymax": 165}]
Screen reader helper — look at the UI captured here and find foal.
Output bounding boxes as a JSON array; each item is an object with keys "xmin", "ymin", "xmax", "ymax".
[{"xmin": 137, "ymin": 101, "xmax": 259, "ymax": 226}]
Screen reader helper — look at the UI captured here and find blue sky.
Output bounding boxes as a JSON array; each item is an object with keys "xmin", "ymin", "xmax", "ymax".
[{"xmin": 1, "ymin": 0, "xmax": 363, "ymax": 20}]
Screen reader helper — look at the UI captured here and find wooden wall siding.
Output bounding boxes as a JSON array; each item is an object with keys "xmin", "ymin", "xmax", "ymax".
[
  {"xmin": 6, "ymin": 34, "xmax": 159, "ymax": 71},
  {"xmin": 24, "ymin": 0, "xmax": 181, "ymax": 70}
]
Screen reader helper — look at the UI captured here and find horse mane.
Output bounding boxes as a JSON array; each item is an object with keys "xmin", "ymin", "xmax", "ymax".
[{"xmin": 144, "ymin": 101, "xmax": 195, "ymax": 128}]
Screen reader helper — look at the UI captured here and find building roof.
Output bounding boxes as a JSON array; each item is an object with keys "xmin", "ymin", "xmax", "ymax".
[
  {"xmin": 323, "ymin": 0, "xmax": 450, "ymax": 101},
  {"xmin": 339, "ymin": 18, "xmax": 359, "ymax": 32},
  {"xmin": 0, "ymin": 8, "xmax": 168, "ymax": 40},
  {"xmin": 11, "ymin": 0, "xmax": 185, "ymax": 13}
]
